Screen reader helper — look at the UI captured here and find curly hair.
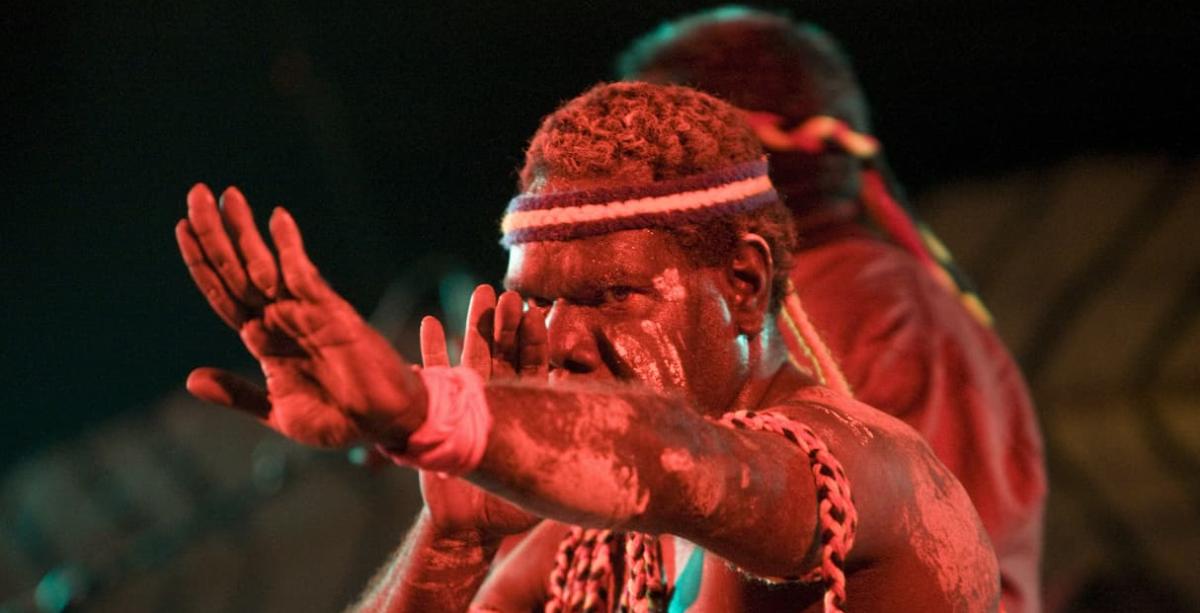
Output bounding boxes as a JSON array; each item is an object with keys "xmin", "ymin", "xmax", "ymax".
[
  {"xmin": 518, "ymin": 82, "xmax": 796, "ymax": 311},
  {"xmin": 615, "ymin": 6, "xmax": 870, "ymax": 207}
]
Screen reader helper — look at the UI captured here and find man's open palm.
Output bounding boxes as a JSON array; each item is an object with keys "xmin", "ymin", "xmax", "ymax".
[{"xmin": 176, "ymin": 184, "xmax": 422, "ymax": 448}]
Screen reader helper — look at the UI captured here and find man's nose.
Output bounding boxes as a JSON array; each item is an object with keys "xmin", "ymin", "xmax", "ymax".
[{"xmin": 545, "ymin": 301, "xmax": 602, "ymax": 374}]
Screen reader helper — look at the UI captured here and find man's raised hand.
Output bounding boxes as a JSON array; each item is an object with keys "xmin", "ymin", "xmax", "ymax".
[
  {"xmin": 415, "ymin": 284, "xmax": 547, "ymax": 539},
  {"xmin": 421, "ymin": 284, "xmax": 549, "ymax": 380},
  {"xmin": 176, "ymin": 184, "xmax": 424, "ymax": 448}
]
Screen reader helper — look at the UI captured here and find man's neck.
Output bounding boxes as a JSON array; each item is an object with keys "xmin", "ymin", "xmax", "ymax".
[{"xmin": 724, "ymin": 323, "xmax": 811, "ymax": 415}]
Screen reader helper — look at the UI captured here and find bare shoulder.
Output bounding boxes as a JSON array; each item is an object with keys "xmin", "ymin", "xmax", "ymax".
[{"xmin": 762, "ymin": 386, "xmax": 1001, "ymax": 611}]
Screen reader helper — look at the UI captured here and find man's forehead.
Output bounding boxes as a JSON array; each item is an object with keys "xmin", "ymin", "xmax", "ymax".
[{"xmin": 504, "ymin": 230, "xmax": 688, "ymax": 291}]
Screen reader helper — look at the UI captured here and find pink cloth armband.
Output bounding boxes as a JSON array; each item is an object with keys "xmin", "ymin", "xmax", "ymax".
[{"xmin": 378, "ymin": 366, "xmax": 492, "ymax": 476}]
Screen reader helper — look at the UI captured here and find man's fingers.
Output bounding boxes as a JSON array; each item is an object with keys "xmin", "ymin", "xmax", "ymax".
[
  {"xmin": 187, "ymin": 184, "xmax": 255, "ymax": 306},
  {"xmin": 270, "ymin": 207, "xmax": 333, "ymax": 304},
  {"xmin": 494, "ymin": 291, "xmax": 523, "ymax": 376},
  {"xmin": 220, "ymin": 186, "xmax": 280, "ymax": 302},
  {"xmin": 176, "ymin": 219, "xmax": 250, "ymax": 329},
  {"xmin": 461, "ymin": 284, "xmax": 497, "ymax": 376},
  {"xmin": 518, "ymin": 305, "xmax": 549, "ymax": 379},
  {"xmin": 186, "ymin": 367, "xmax": 271, "ymax": 420},
  {"xmin": 420, "ymin": 316, "xmax": 452, "ymax": 368},
  {"xmin": 240, "ymin": 319, "xmax": 306, "ymax": 359}
]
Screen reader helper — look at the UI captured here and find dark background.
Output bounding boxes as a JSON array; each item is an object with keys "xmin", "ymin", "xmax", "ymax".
[{"xmin": 0, "ymin": 1, "xmax": 1193, "ymax": 467}]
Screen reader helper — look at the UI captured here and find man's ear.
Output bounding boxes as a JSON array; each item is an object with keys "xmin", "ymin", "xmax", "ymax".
[{"xmin": 726, "ymin": 232, "xmax": 773, "ymax": 335}]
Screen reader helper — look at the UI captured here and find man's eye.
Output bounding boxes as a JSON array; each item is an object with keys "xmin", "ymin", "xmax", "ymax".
[{"xmin": 605, "ymin": 286, "xmax": 633, "ymax": 303}]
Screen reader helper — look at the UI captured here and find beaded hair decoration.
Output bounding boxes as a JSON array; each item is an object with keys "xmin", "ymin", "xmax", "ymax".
[
  {"xmin": 505, "ymin": 159, "xmax": 859, "ymax": 613},
  {"xmin": 743, "ymin": 112, "xmax": 994, "ymax": 327}
]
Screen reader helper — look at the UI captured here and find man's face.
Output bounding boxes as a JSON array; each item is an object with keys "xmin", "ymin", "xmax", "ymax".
[{"xmin": 504, "ymin": 229, "xmax": 750, "ymax": 415}]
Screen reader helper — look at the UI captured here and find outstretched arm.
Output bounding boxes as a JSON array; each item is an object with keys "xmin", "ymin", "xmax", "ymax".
[
  {"xmin": 176, "ymin": 184, "xmax": 847, "ymax": 578},
  {"xmin": 467, "ymin": 378, "xmax": 828, "ymax": 579},
  {"xmin": 176, "ymin": 185, "xmax": 991, "ymax": 601}
]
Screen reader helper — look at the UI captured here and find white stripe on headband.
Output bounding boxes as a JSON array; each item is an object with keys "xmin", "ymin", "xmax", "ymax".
[{"xmin": 501, "ymin": 174, "xmax": 775, "ymax": 235}]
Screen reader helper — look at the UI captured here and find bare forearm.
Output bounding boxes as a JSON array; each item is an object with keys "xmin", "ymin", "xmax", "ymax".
[
  {"xmin": 466, "ymin": 382, "xmax": 818, "ymax": 575},
  {"xmin": 471, "ymin": 384, "xmax": 682, "ymax": 528},
  {"xmin": 349, "ymin": 509, "xmax": 498, "ymax": 613}
]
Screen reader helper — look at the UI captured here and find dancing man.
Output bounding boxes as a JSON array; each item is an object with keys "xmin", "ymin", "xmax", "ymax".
[{"xmin": 178, "ymin": 82, "xmax": 999, "ymax": 611}]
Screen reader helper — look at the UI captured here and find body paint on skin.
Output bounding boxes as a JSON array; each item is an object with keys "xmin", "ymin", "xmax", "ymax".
[
  {"xmin": 652, "ymin": 267, "xmax": 688, "ymax": 302},
  {"xmin": 610, "ymin": 332, "xmax": 667, "ymax": 392},
  {"xmin": 660, "ymin": 448, "xmax": 724, "ymax": 519},
  {"xmin": 539, "ymin": 451, "xmax": 651, "ymax": 525},
  {"xmin": 805, "ymin": 402, "xmax": 875, "ymax": 445},
  {"xmin": 659, "ymin": 448, "xmax": 696, "ymax": 473},
  {"xmin": 607, "ymin": 321, "xmax": 689, "ymax": 394},
  {"xmin": 490, "ymin": 391, "xmax": 651, "ymax": 526},
  {"xmin": 898, "ymin": 448, "xmax": 998, "ymax": 608},
  {"xmin": 680, "ymin": 460, "xmax": 726, "ymax": 519},
  {"xmin": 638, "ymin": 320, "xmax": 688, "ymax": 390}
]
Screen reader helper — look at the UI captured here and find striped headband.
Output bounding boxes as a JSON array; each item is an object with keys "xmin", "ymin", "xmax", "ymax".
[{"xmin": 500, "ymin": 158, "xmax": 778, "ymax": 247}]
